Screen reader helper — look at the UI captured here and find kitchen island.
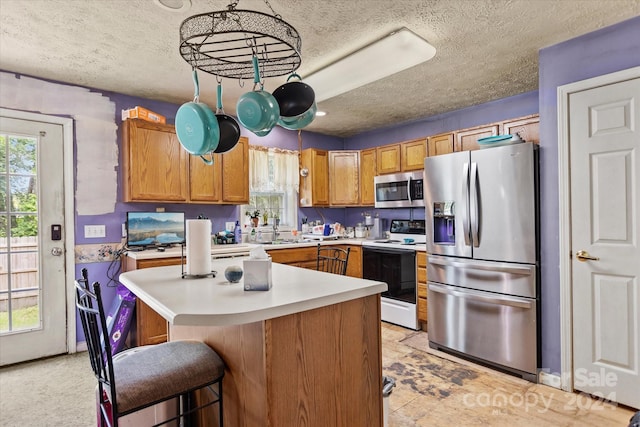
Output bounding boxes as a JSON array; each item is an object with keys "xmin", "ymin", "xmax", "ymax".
[{"xmin": 119, "ymin": 258, "xmax": 387, "ymax": 426}]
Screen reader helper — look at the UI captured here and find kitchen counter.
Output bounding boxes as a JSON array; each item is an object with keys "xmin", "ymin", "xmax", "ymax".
[
  {"xmin": 118, "ymin": 258, "xmax": 386, "ymax": 326},
  {"xmin": 123, "ymin": 236, "xmax": 425, "ymax": 261},
  {"xmin": 119, "ymin": 259, "xmax": 387, "ymax": 426}
]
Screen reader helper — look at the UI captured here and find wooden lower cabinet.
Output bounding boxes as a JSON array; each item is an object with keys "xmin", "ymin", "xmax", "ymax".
[
  {"xmin": 269, "ymin": 244, "xmax": 363, "ymax": 278},
  {"xmin": 122, "ymin": 256, "xmax": 181, "ymax": 346},
  {"xmin": 337, "ymin": 245, "xmax": 362, "ymax": 278},
  {"xmin": 416, "ymin": 251, "xmax": 428, "ymax": 331}
]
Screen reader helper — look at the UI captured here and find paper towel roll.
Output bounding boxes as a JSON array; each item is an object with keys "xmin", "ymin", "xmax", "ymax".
[{"xmin": 185, "ymin": 219, "xmax": 212, "ymax": 276}]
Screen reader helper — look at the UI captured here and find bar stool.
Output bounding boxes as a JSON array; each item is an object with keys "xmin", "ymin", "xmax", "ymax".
[
  {"xmin": 75, "ymin": 268, "xmax": 224, "ymax": 426},
  {"xmin": 316, "ymin": 244, "xmax": 351, "ymax": 275}
]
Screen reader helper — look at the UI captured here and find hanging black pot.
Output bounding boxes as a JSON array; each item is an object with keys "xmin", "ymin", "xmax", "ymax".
[
  {"xmin": 272, "ymin": 73, "xmax": 315, "ymax": 117},
  {"xmin": 214, "ymin": 82, "xmax": 241, "ymax": 153}
]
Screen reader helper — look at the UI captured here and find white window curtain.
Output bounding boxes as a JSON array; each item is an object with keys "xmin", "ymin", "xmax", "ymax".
[
  {"xmin": 246, "ymin": 146, "xmax": 299, "ymax": 228},
  {"xmin": 272, "ymin": 149, "xmax": 299, "ymax": 193},
  {"xmin": 249, "ymin": 148, "xmax": 270, "ymax": 192}
]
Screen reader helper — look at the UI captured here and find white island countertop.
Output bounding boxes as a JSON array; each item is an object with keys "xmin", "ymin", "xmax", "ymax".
[{"xmin": 119, "ymin": 257, "xmax": 387, "ymax": 327}]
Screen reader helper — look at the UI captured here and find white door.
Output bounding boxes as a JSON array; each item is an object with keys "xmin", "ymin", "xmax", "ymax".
[
  {"xmin": 569, "ymin": 76, "xmax": 640, "ymax": 408},
  {"xmin": 0, "ymin": 116, "xmax": 67, "ymax": 365}
]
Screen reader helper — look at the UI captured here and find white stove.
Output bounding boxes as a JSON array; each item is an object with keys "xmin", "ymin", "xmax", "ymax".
[
  {"xmin": 362, "ymin": 219, "xmax": 426, "ymax": 330},
  {"xmin": 362, "ymin": 219, "xmax": 426, "ymax": 251}
]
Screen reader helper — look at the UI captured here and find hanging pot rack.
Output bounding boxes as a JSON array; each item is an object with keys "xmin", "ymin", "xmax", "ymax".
[{"xmin": 179, "ymin": 0, "xmax": 302, "ymax": 80}]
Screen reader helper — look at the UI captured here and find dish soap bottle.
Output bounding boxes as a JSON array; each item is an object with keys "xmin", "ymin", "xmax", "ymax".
[{"xmin": 234, "ymin": 220, "xmax": 241, "ymax": 244}]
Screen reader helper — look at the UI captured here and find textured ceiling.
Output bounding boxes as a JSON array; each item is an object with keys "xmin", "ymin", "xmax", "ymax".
[{"xmin": 0, "ymin": 0, "xmax": 638, "ymax": 137}]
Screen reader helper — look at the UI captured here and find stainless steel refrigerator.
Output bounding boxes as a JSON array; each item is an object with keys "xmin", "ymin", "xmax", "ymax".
[{"xmin": 424, "ymin": 142, "xmax": 539, "ymax": 382}]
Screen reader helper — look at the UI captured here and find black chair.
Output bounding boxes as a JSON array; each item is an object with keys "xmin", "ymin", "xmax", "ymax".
[
  {"xmin": 316, "ymin": 244, "xmax": 351, "ymax": 275},
  {"xmin": 75, "ymin": 268, "xmax": 225, "ymax": 427}
]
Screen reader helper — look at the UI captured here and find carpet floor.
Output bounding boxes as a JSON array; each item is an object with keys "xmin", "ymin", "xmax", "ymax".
[{"xmin": 0, "ymin": 351, "xmax": 96, "ymax": 427}]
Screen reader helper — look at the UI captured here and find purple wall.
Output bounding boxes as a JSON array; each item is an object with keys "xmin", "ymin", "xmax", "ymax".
[
  {"xmin": 346, "ymin": 91, "xmax": 538, "ymax": 150},
  {"xmin": 537, "ymin": 15, "xmax": 640, "ymax": 374}
]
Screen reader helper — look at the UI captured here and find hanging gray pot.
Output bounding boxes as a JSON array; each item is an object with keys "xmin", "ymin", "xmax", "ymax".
[
  {"xmin": 175, "ymin": 69, "xmax": 220, "ymax": 165},
  {"xmin": 236, "ymin": 56, "xmax": 280, "ymax": 136}
]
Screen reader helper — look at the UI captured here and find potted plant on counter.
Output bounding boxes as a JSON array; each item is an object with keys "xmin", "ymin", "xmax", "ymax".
[{"xmin": 246, "ymin": 209, "xmax": 260, "ymax": 227}]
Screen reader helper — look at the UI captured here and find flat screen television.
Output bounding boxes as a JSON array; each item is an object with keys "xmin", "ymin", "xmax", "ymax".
[{"xmin": 126, "ymin": 211, "xmax": 185, "ymax": 248}]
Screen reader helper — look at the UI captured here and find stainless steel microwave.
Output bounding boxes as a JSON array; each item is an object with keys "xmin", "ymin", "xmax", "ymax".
[{"xmin": 374, "ymin": 171, "xmax": 425, "ymax": 208}]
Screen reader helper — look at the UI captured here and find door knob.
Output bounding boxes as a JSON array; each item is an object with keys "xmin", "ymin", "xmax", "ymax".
[
  {"xmin": 576, "ymin": 250, "xmax": 599, "ymax": 262},
  {"xmin": 51, "ymin": 247, "xmax": 63, "ymax": 256}
]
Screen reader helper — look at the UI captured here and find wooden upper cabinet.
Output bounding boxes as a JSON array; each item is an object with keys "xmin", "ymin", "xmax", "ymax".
[
  {"xmin": 188, "ymin": 136, "xmax": 249, "ymax": 204},
  {"xmin": 376, "ymin": 144, "xmax": 401, "ymax": 174},
  {"xmin": 427, "ymin": 133, "xmax": 454, "ymax": 157},
  {"xmin": 376, "ymin": 139, "xmax": 427, "ymax": 174},
  {"xmin": 122, "ymin": 119, "xmax": 188, "ymax": 202},
  {"xmin": 221, "ymin": 136, "xmax": 249, "ymax": 203},
  {"xmin": 501, "ymin": 114, "xmax": 540, "ymax": 144},
  {"xmin": 189, "ymin": 153, "xmax": 222, "ymax": 203},
  {"xmin": 299, "ymin": 148, "xmax": 329, "ymax": 207},
  {"xmin": 455, "ymin": 124, "xmax": 499, "ymax": 152},
  {"xmin": 188, "ymin": 137, "xmax": 249, "ymax": 204},
  {"xmin": 359, "ymin": 148, "xmax": 376, "ymax": 206},
  {"xmin": 329, "ymin": 151, "xmax": 360, "ymax": 206},
  {"xmin": 401, "ymin": 138, "xmax": 427, "ymax": 171}
]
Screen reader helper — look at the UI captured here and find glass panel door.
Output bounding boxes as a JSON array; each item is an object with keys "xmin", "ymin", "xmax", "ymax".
[{"xmin": 0, "ymin": 133, "xmax": 40, "ymax": 333}]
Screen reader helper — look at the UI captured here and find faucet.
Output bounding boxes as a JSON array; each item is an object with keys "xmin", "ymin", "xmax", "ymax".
[{"xmin": 273, "ymin": 221, "xmax": 280, "ymax": 242}]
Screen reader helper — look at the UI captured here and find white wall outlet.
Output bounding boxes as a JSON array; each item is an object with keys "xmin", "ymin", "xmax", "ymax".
[
  {"xmin": 225, "ymin": 221, "xmax": 235, "ymax": 232},
  {"xmin": 84, "ymin": 225, "xmax": 106, "ymax": 238},
  {"xmin": 122, "ymin": 223, "xmax": 127, "ymax": 238}
]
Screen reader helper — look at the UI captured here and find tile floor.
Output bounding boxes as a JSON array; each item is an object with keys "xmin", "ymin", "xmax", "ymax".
[{"xmin": 380, "ymin": 322, "xmax": 635, "ymax": 427}]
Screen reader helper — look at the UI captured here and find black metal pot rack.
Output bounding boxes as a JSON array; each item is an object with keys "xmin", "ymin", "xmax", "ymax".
[{"xmin": 179, "ymin": 1, "xmax": 302, "ymax": 80}]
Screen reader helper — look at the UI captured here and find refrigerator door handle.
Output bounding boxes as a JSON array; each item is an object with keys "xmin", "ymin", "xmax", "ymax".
[
  {"xmin": 428, "ymin": 283, "xmax": 533, "ymax": 309},
  {"xmin": 470, "ymin": 162, "xmax": 479, "ymax": 247},
  {"xmin": 462, "ymin": 162, "xmax": 470, "ymax": 246},
  {"xmin": 428, "ymin": 256, "xmax": 535, "ymax": 276}
]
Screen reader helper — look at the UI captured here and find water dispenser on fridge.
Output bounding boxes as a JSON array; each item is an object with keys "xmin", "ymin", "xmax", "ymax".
[{"xmin": 432, "ymin": 201, "xmax": 455, "ymax": 245}]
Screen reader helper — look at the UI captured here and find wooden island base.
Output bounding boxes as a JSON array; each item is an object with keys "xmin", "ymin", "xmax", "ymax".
[{"xmin": 171, "ymin": 294, "xmax": 383, "ymax": 427}]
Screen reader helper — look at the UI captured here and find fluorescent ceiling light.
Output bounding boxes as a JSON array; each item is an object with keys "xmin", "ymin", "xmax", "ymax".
[{"xmin": 304, "ymin": 28, "xmax": 436, "ymax": 102}]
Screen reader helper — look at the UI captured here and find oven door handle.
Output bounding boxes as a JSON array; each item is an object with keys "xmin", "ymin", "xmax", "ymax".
[
  {"xmin": 363, "ymin": 246, "xmax": 415, "ymax": 255},
  {"xmin": 428, "ymin": 283, "xmax": 533, "ymax": 309}
]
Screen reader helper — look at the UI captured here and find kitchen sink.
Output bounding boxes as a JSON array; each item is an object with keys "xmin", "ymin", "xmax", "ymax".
[{"xmin": 257, "ymin": 239, "xmax": 310, "ymax": 245}]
